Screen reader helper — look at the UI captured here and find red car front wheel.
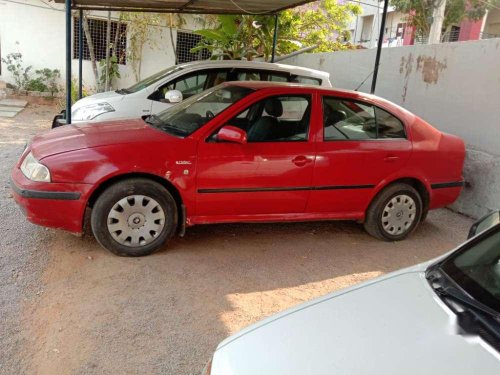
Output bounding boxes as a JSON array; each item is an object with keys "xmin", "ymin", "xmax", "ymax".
[{"xmin": 91, "ymin": 178, "xmax": 178, "ymax": 256}]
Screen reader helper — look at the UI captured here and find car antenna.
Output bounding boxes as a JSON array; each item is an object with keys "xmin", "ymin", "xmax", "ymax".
[{"xmin": 354, "ymin": 66, "xmax": 378, "ymax": 92}]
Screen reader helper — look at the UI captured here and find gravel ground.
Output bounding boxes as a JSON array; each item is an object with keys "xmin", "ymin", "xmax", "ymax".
[
  {"xmin": 0, "ymin": 105, "xmax": 55, "ymax": 374},
  {"xmin": 0, "ymin": 105, "xmax": 474, "ymax": 374}
]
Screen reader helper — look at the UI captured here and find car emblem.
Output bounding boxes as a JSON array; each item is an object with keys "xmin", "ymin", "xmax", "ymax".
[{"xmin": 176, "ymin": 161, "xmax": 192, "ymax": 165}]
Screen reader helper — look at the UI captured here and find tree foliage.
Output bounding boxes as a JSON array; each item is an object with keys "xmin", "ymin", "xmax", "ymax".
[
  {"xmin": 390, "ymin": 0, "xmax": 495, "ymax": 38},
  {"xmin": 192, "ymin": 0, "xmax": 361, "ymax": 61}
]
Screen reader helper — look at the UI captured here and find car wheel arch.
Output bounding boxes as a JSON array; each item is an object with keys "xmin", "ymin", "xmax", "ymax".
[
  {"xmin": 84, "ymin": 172, "xmax": 185, "ymax": 231},
  {"xmin": 369, "ymin": 177, "xmax": 430, "ymax": 219}
]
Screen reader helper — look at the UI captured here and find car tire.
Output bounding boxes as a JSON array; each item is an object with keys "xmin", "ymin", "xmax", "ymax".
[
  {"xmin": 91, "ymin": 178, "xmax": 178, "ymax": 256},
  {"xmin": 364, "ymin": 183, "xmax": 422, "ymax": 241}
]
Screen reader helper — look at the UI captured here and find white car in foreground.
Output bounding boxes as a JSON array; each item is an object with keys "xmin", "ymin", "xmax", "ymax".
[
  {"xmin": 56, "ymin": 60, "xmax": 331, "ymax": 126},
  {"xmin": 203, "ymin": 212, "xmax": 500, "ymax": 374}
]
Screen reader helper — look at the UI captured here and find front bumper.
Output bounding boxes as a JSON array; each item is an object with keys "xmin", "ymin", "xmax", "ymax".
[{"xmin": 10, "ymin": 167, "xmax": 93, "ymax": 234}]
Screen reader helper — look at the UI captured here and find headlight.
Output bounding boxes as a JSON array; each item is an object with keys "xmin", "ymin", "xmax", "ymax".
[
  {"xmin": 20, "ymin": 152, "xmax": 51, "ymax": 182},
  {"xmin": 72, "ymin": 102, "xmax": 115, "ymax": 121}
]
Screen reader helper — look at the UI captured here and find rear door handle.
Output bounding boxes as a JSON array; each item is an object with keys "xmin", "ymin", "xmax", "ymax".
[
  {"xmin": 384, "ymin": 155, "xmax": 400, "ymax": 162},
  {"xmin": 292, "ymin": 155, "xmax": 311, "ymax": 167}
]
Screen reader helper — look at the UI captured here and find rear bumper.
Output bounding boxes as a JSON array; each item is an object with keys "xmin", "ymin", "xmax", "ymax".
[
  {"xmin": 10, "ymin": 167, "xmax": 93, "ymax": 234},
  {"xmin": 429, "ymin": 180, "xmax": 464, "ymax": 209}
]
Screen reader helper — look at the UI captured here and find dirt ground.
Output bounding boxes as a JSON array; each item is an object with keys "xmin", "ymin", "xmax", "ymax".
[{"xmin": 0, "ymin": 104, "xmax": 474, "ymax": 375}]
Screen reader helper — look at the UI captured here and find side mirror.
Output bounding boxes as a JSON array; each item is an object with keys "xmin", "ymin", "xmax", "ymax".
[
  {"xmin": 165, "ymin": 90, "xmax": 183, "ymax": 103},
  {"xmin": 468, "ymin": 211, "xmax": 500, "ymax": 239},
  {"xmin": 217, "ymin": 125, "xmax": 247, "ymax": 144}
]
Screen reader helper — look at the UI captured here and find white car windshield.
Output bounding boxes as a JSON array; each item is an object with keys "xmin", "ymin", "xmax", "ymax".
[
  {"xmin": 120, "ymin": 66, "xmax": 183, "ymax": 94},
  {"xmin": 145, "ymin": 85, "xmax": 254, "ymax": 137}
]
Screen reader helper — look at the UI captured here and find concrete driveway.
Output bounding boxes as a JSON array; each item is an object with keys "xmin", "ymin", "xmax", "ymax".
[{"xmin": 0, "ymin": 105, "xmax": 474, "ymax": 374}]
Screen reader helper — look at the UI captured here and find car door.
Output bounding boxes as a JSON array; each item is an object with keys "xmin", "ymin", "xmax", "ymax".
[
  {"xmin": 196, "ymin": 93, "xmax": 316, "ymax": 217},
  {"xmin": 149, "ymin": 69, "xmax": 230, "ymax": 114},
  {"xmin": 306, "ymin": 96, "xmax": 412, "ymax": 215}
]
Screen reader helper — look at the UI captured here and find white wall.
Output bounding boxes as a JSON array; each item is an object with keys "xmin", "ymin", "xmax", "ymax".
[
  {"xmin": 0, "ymin": 0, "xmax": 194, "ymax": 92},
  {"xmin": 283, "ymin": 39, "xmax": 500, "ymax": 217}
]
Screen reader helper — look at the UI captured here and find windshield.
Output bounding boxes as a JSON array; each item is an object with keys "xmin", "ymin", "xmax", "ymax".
[
  {"xmin": 146, "ymin": 85, "xmax": 254, "ymax": 137},
  {"xmin": 121, "ymin": 66, "xmax": 183, "ymax": 94},
  {"xmin": 440, "ymin": 226, "xmax": 500, "ymax": 312}
]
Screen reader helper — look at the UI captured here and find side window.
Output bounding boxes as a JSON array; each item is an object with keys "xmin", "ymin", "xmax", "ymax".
[
  {"xmin": 375, "ymin": 107, "xmax": 406, "ymax": 138},
  {"xmin": 322, "ymin": 97, "xmax": 406, "ymax": 141},
  {"xmin": 164, "ymin": 72, "xmax": 208, "ymax": 98},
  {"xmin": 267, "ymin": 73, "xmax": 288, "ymax": 83},
  {"xmin": 233, "ymin": 95, "xmax": 311, "ymax": 142},
  {"xmin": 207, "ymin": 70, "xmax": 229, "ymax": 88},
  {"xmin": 293, "ymin": 76, "xmax": 321, "ymax": 86},
  {"xmin": 323, "ymin": 97, "xmax": 376, "ymax": 140},
  {"xmin": 236, "ymin": 70, "xmax": 261, "ymax": 81}
]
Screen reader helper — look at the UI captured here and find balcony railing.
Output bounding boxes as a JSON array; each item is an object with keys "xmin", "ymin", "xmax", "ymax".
[
  {"xmin": 480, "ymin": 31, "xmax": 500, "ymax": 40},
  {"xmin": 441, "ymin": 30, "xmax": 460, "ymax": 43}
]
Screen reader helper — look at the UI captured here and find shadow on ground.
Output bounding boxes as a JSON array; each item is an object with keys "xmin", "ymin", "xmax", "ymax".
[{"xmin": 24, "ymin": 210, "xmax": 472, "ymax": 375}]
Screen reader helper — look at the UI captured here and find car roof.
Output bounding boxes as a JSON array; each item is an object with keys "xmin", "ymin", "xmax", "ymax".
[
  {"xmin": 221, "ymin": 80, "xmax": 361, "ymax": 97},
  {"xmin": 177, "ymin": 60, "xmax": 330, "ymax": 81},
  {"xmin": 221, "ymin": 81, "xmax": 416, "ymax": 120}
]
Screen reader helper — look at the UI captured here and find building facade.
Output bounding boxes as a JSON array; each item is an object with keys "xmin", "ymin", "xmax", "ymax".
[
  {"xmin": 348, "ymin": 0, "xmax": 500, "ymax": 48},
  {"xmin": 0, "ymin": 0, "xmax": 206, "ymax": 91}
]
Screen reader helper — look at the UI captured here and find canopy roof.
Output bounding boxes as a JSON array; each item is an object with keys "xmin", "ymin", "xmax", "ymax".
[{"xmin": 53, "ymin": 0, "xmax": 314, "ymax": 14}]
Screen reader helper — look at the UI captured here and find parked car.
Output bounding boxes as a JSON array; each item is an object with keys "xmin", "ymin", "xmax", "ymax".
[
  {"xmin": 203, "ymin": 211, "xmax": 500, "ymax": 375},
  {"xmin": 52, "ymin": 60, "xmax": 331, "ymax": 127},
  {"xmin": 12, "ymin": 82, "xmax": 465, "ymax": 256}
]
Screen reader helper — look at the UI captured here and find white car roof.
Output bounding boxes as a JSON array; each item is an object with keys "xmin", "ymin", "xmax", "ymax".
[{"xmin": 177, "ymin": 60, "xmax": 331, "ymax": 85}]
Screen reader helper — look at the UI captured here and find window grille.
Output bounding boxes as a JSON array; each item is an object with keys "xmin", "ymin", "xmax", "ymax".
[
  {"xmin": 176, "ymin": 31, "xmax": 211, "ymax": 64},
  {"xmin": 73, "ymin": 17, "xmax": 127, "ymax": 65}
]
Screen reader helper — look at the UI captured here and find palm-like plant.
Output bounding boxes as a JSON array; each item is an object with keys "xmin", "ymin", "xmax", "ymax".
[{"xmin": 191, "ymin": 15, "xmax": 259, "ymax": 60}]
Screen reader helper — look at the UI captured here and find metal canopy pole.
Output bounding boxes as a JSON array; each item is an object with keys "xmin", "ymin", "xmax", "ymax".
[
  {"xmin": 370, "ymin": 0, "xmax": 389, "ymax": 94},
  {"xmin": 65, "ymin": 0, "xmax": 72, "ymax": 124},
  {"xmin": 271, "ymin": 14, "xmax": 279, "ymax": 63},
  {"xmin": 78, "ymin": 9, "xmax": 83, "ymax": 99}
]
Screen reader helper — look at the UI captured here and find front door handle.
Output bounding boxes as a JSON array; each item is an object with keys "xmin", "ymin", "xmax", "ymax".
[{"xmin": 292, "ymin": 155, "xmax": 311, "ymax": 167}]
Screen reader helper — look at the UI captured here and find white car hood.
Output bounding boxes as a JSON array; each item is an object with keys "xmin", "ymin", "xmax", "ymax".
[
  {"xmin": 212, "ymin": 268, "xmax": 500, "ymax": 374},
  {"xmin": 72, "ymin": 90, "xmax": 124, "ymax": 110}
]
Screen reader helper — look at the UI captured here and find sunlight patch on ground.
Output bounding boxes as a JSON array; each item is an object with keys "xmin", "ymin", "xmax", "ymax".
[{"xmin": 220, "ymin": 271, "xmax": 383, "ymax": 335}]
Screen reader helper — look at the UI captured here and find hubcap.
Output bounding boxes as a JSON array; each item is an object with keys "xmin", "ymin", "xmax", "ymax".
[
  {"xmin": 107, "ymin": 195, "xmax": 165, "ymax": 247},
  {"xmin": 381, "ymin": 194, "xmax": 417, "ymax": 236}
]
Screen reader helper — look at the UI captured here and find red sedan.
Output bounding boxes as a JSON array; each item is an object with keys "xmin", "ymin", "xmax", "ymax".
[{"xmin": 11, "ymin": 82, "xmax": 465, "ymax": 256}]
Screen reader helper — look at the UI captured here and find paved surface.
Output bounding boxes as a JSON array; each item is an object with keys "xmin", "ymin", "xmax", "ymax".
[
  {"xmin": 0, "ymin": 105, "xmax": 474, "ymax": 375},
  {"xmin": 0, "ymin": 98, "xmax": 27, "ymax": 118}
]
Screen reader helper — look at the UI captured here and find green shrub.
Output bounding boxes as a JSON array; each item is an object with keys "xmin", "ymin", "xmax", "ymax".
[
  {"xmin": 35, "ymin": 68, "xmax": 61, "ymax": 95},
  {"xmin": 25, "ymin": 78, "xmax": 48, "ymax": 92},
  {"xmin": 1, "ymin": 52, "xmax": 32, "ymax": 90}
]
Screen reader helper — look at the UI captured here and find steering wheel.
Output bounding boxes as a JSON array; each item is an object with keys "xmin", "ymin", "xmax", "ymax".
[{"xmin": 206, "ymin": 110, "xmax": 215, "ymax": 120}]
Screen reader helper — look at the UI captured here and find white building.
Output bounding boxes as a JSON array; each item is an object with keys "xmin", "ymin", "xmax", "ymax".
[
  {"xmin": 348, "ymin": 0, "xmax": 411, "ymax": 48},
  {"xmin": 0, "ymin": 0, "xmax": 206, "ymax": 91}
]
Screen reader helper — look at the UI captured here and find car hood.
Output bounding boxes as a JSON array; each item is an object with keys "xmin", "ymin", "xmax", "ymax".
[
  {"xmin": 72, "ymin": 90, "xmax": 124, "ymax": 110},
  {"xmin": 31, "ymin": 119, "xmax": 171, "ymax": 160},
  {"xmin": 212, "ymin": 268, "xmax": 500, "ymax": 375}
]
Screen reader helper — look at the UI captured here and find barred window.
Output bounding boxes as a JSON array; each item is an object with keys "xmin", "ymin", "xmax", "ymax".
[
  {"xmin": 176, "ymin": 31, "xmax": 211, "ymax": 64},
  {"xmin": 73, "ymin": 17, "xmax": 127, "ymax": 65}
]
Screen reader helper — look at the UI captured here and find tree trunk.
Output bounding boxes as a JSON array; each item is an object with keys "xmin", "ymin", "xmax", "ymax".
[
  {"xmin": 169, "ymin": 14, "xmax": 177, "ymax": 64},
  {"xmin": 428, "ymin": 0, "xmax": 446, "ymax": 44},
  {"xmin": 82, "ymin": 12, "xmax": 100, "ymax": 91}
]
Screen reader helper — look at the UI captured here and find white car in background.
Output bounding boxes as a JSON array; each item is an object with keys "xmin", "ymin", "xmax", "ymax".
[
  {"xmin": 203, "ymin": 212, "xmax": 500, "ymax": 374},
  {"xmin": 55, "ymin": 60, "xmax": 331, "ymax": 126}
]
